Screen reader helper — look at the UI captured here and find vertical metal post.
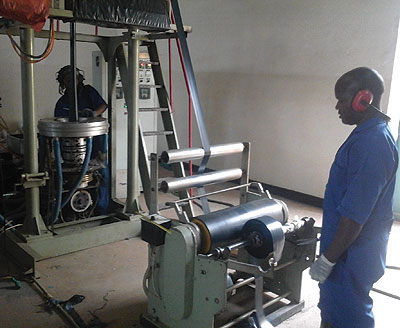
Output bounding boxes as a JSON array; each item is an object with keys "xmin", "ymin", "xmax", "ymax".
[
  {"xmin": 149, "ymin": 153, "xmax": 159, "ymax": 215},
  {"xmin": 125, "ymin": 30, "xmax": 140, "ymax": 213},
  {"xmin": 107, "ymin": 55, "xmax": 117, "ymax": 200},
  {"xmin": 69, "ymin": 21, "xmax": 79, "ymax": 122},
  {"xmin": 240, "ymin": 142, "xmax": 250, "ymax": 204},
  {"xmin": 20, "ymin": 28, "xmax": 47, "ymax": 235}
]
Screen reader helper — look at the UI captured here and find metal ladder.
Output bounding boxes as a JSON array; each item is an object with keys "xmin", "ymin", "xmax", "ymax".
[{"xmin": 137, "ymin": 41, "xmax": 193, "ymax": 216}]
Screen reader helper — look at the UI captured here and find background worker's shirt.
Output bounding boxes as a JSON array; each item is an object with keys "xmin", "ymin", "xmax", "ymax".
[
  {"xmin": 54, "ymin": 85, "xmax": 106, "ymax": 117},
  {"xmin": 319, "ymin": 117, "xmax": 398, "ymax": 328}
]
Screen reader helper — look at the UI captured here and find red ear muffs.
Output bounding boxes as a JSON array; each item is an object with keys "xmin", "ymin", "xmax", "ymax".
[{"xmin": 352, "ymin": 89, "xmax": 373, "ymax": 112}]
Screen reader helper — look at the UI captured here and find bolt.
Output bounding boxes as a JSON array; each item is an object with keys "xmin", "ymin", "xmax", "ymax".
[
  {"xmin": 215, "ymin": 298, "xmax": 220, "ymax": 304},
  {"xmin": 201, "ymin": 270, "xmax": 207, "ymax": 275}
]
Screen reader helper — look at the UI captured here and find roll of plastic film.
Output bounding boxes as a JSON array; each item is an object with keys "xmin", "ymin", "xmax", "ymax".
[
  {"xmin": 242, "ymin": 216, "xmax": 285, "ymax": 260},
  {"xmin": 192, "ymin": 198, "xmax": 288, "ymax": 254}
]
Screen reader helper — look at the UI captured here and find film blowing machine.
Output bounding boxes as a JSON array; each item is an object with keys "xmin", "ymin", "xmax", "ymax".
[
  {"xmin": 37, "ymin": 117, "xmax": 109, "ymax": 224},
  {"xmin": 140, "ymin": 143, "xmax": 318, "ymax": 328}
]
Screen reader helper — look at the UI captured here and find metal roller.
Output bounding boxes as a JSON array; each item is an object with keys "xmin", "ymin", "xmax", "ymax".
[
  {"xmin": 160, "ymin": 143, "xmax": 245, "ymax": 164},
  {"xmin": 192, "ymin": 198, "xmax": 288, "ymax": 254},
  {"xmin": 159, "ymin": 168, "xmax": 243, "ymax": 193}
]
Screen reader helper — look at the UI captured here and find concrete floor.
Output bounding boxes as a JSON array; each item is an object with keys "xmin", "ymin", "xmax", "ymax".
[{"xmin": 0, "ymin": 184, "xmax": 399, "ymax": 328}]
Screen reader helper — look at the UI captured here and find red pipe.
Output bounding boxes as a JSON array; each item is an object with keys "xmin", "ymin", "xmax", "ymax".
[
  {"xmin": 169, "ymin": 38, "xmax": 173, "ymax": 113},
  {"xmin": 189, "ymin": 96, "xmax": 193, "ymax": 196},
  {"xmin": 95, "ymin": 26, "xmax": 98, "ymax": 36},
  {"xmin": 56, "ymin": 19, "xmax": 60, "ymax": 32}
]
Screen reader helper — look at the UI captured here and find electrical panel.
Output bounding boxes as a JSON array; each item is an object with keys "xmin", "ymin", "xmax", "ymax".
[{"xmin": 92, "ymin": 51, "xmax": 158, "ymax": 199}]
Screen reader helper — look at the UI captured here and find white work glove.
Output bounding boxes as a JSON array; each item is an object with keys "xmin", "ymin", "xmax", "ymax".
[{"xmin": 309, "ymin": 254, "xmax": 335, "ymax": 283}]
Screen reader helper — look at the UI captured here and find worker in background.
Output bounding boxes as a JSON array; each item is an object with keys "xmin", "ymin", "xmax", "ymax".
[
  {"xmin": 54, "ymin": 65, "xmax": 109, "ymax": 214},
  {"xmin": 55, "ymin": 65, "xmax": 107, "ymax": 118},
  {"xmin": 309, "ymin": 67, "xmax": 398, "ymax": 328}
]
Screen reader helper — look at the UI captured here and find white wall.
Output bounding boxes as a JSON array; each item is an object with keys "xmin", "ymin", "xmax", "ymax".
[
  {"xmin": 1, "ymin": 1, "xmax": 399, "ymax": 199},
  {"xmin": 158, "ymin": 0, "xmax": 400, "ymax": 197}
]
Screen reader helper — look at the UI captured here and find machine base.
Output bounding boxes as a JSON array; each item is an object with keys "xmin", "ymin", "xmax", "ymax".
[
  {"xmin": 140, "ymin": 300, "xmax": 305, "ymax": 328},
  {"xmin": 1, "ymin": 214, "xmax": 142, "ymax": 274}
]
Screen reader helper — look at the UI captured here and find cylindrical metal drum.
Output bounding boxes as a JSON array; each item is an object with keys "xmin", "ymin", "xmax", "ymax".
[
  {"xmin": 61, "ymin": 137, "xmax": 87, "ymax": 166},
  {"xmin": 192, "ymin": 198, "xmax": 288, "ymax": 253},
  {"xmin": 38, "ymin": 117, "xmax": 109, "ymax": 138}
]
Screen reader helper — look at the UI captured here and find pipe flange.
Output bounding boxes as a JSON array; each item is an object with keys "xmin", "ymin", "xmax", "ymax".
[{"xmin": 38, "ymin": 117, "xmax": 109, "ymax": 138}]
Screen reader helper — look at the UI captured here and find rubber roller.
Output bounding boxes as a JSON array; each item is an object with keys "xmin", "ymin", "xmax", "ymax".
[{"xmin": 192, "ymin": 198, "xmax": 288, "ymax": 254}]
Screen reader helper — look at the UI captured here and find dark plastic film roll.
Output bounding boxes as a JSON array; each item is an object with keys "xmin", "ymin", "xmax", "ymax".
[{"xmin": 192, "ymin": 198, "xmax": 288, "ymax": 254}]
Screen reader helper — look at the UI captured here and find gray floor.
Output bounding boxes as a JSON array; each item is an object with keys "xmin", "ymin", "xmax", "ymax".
[{"xmin": 0, "ymin": 184, "xmax": 399, "ymax": 328}]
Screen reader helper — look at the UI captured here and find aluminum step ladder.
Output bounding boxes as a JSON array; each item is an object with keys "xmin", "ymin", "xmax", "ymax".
[{"xmin": 137, "ymin": 41, "xmax": 193, "ymax": 217}]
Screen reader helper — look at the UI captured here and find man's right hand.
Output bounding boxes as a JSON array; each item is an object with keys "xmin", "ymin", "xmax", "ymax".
[
  {"xmin": 80, "ymin": 108, "xmax": 94, "ymax": 118},
  {"xmin": 309, "ymin": 254, "xmax": 335, "ymax": 283}
]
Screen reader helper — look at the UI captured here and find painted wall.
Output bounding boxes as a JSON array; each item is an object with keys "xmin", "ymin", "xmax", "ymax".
[
  {"xmin": 0, "ymin": 1, "xmax": 399, "ymax": 199},
  {"xmin": 158, "ymin": 0, "xmax": 400, "ymax": 198}
]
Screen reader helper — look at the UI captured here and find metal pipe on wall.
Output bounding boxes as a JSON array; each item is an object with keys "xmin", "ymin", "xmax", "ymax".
[
  {"xmin": 125, "ymin": 30, "xmax": 140, "ymax": 213},
  {"xmin": 160, "ymin": 168, "xmax": 243, "ymax": 193},
  {"xmin": 160, "ymin": 142, "xmax": 245, "ymax": 164},
  {"xmin": 20, "ymin": 28, "xmax": 46, "ymax": 235}
]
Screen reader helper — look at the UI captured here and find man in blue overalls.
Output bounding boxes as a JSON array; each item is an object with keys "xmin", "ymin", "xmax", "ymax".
[
  {"xmin": 54, "ymin": 65, "xmax": 110, "ymax": 215},
  {"xmin": 310, "ymin": 67, "xmax": 398, "ymax": 328}
]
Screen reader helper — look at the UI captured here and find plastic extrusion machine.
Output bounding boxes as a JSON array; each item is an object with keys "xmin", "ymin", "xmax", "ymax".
[{"xmin": 140, "ymin": 145, "xmax": 318, "ymax": 328}]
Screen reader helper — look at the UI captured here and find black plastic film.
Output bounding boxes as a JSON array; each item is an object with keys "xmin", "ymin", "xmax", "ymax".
[{"xmin": 73, "ymin": 0, "xmax": 170, "ymax": 30}]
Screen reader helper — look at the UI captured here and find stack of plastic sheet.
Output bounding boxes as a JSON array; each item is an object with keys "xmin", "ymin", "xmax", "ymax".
[{"xmin": 73, "ymin": 0, "xmax": 170, "ymax": 30}]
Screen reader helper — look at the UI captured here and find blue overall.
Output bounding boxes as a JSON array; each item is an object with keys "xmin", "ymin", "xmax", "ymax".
[
  {"xmin": 319, "ymin": 117, "xmax": 398, "ymax": 328},
  {"xmin": 54, "ymin": 85, "xmax": 110, "ymax": 215}
]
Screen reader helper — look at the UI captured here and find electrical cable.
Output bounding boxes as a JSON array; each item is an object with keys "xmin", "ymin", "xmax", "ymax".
[
  {"xmin": 0, "ymin": 142, "xmax": 24, "ymax": 160},
  {"xmin": 5, "ymin": 19, "xmax": 55, "ymax": 64},
  {"xmin": 0, "ymin": 114, "xmax": 10, "ymax": 133},
  {"xmin": 5, "ymin": 20, "xmax": 53, "ymax": 58}
]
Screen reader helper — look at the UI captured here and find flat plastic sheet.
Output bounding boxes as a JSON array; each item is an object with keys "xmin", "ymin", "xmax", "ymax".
[
  {"xmin": 74, "ymin": 0, "xmax": 170, "ymax": 30},
  {"xmin": 0, "ymin": 0, "xmax": 50, "ymax": 31}
]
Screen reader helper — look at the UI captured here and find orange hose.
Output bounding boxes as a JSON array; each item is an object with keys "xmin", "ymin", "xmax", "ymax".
[{"xmin": 9, "ymin": 19, "xmax": 55, "ymax": 64}]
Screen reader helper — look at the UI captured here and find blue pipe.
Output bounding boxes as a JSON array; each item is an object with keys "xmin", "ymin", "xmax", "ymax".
[
  {"xmin": 61, "ymin": 137, "xmax": 93, "ymax": 209},
  {"xmin": 0, "ymin": 214, "xmax": 11, "ymax": 230},
  {"xmin": 51, "ymin": 138, "xmax": 63, "ymax": 226}
]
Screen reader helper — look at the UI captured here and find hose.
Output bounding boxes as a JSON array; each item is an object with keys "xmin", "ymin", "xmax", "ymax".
[
  {"xmin": 51, "ymin": 138, "xmax": 63, "ymax": 226},
  {"xmin": 61, "ymin": 137, "xmax": 93, "ymax": 209}
]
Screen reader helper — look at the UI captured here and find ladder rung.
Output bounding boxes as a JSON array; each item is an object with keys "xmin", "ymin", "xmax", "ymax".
[
  {"xmin": 143, "ymin": 131, "xmax": 174, "ymax": 137},
  {"xmin": 139, "ymin": 107, "xmax": 169, "ymax": 112},
  {"xmin": 140, "ymin": 61, "xmax": 159, "ymax": 66},
  {"xmin": 139, "ymin": 84, "xmax": 162, "ymax": 89}
]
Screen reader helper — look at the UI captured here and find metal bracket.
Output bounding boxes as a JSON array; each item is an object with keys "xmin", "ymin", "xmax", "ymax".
[
  {"xmin": 18, "ymin": 172, "xmax": 49, "ymax": 189},
  {"xmin": 165, "ymin": 201, "xmax": 190, "ymax": 224}
]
